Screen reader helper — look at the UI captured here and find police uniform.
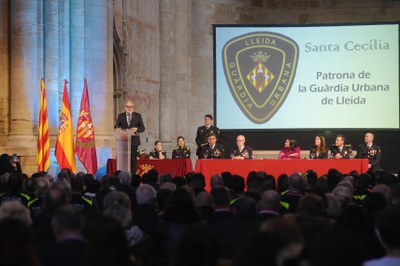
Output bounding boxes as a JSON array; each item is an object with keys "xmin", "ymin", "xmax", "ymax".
[
  {"xmin": 231, "ymin": 146, "xmax": 253, "ymax": 159},
  {"xmin": 330, "ymin": 144, "xmax": 352, "ymax": 159},
  {"xmin": 172, "ymin": 146, "xmax": 191, "ymax": 159},
  {"xmin": 195, "ymin": 125, "xmax": 220, "ymax": 157},
  {"xmin": 200, "ymin": 143, "xmax": 225, "ymax": 159},
  {"xmin": 149, "ymin": 149, "xmax": 167, "ymax": 159},
  {"xmin": 355, "ymin": 143, "xmax": 381, "ymax": 169}
]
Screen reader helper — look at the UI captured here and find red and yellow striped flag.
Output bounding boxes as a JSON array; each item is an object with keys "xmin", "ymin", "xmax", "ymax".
[
  {"xmin": 55, "ymin": 80, "xmax": 77, "ymax": 173},
  {"xmin": 37, "ymin": 79, "xmax": 50, "ymax": 172}
]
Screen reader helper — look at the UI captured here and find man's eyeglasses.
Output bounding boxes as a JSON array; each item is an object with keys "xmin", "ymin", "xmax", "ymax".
[{"xmin": 125, "ymin": 105, "xmax": 134, "ymax": 108}]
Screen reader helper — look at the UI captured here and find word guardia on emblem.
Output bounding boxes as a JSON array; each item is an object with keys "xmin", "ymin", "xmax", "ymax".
[{"xmin": 222, "ymin": 32, "xmax": 299, "ymax": 124}]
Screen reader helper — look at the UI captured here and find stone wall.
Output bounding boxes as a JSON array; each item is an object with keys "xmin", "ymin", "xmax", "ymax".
[{"xmin": 113, "ymin": 0, "xmax": 160, "ymax": 152}]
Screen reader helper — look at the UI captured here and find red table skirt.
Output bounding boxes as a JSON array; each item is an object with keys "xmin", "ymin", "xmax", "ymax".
[
  {"xmin": 195, "ymin": 159, "xmax": 369, "ymax": 191},
  {"xmin": 107, "ymin": 158, "xmax": 193, "ymax": 177}
]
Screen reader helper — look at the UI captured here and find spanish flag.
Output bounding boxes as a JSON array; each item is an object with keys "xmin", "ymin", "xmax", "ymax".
[
  {"xmin": 55, "ymin": 80, "xmax": 76, "ymax": 173},
  {"xmin": 36, "ymin": 79, "xmax": 50, "ymax": 172},
  {"xmin": 75, "ymin": 79, "xmax": 98, "ymax": 175}
]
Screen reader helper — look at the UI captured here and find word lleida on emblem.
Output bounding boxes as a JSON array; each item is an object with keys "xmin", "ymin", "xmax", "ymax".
[{"xmin": 222, "ymin": 32, "xmax": 299, "ymax": 124}]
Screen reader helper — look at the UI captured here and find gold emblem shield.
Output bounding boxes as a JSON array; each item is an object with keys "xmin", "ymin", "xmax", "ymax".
[{"xmin": 222, "ymin": 32, "xmax": 299, "ymax": 124}]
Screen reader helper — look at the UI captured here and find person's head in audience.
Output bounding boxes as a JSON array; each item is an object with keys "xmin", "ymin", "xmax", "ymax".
[
  {"xmin": 297, "ymin": 194, "xmax": 327, "ymax": 217},
  {"xmin": 24, "ymin": 177, "xmax": 35, "ymax": 196},
  {"xmin": 230, "ymin": 175, "xmax": 245, "ymax": 196},
  {"xmin": 325, "ymin": 193, "xmax": 342, "ymax": 218},
  {"xmin": 94, "ymin": 187, "xmax": 111, "ymax": 211},
  {"xmin": 277, "ymin": 174, "xmax": 289, "ymax": 193},
  {"xmin": 51, "ymin": 206, "xmax": 83, "ymax": 241},
  {"xmin": 306, "ymin": 170, "xmax": 318, "ymax": 188},
  {"xmin": 210, "ymin": 174, "xmax": 223, "ymax": 189},
  {"xmin": 171, "ymin": 222, "xmax": 217, "ymax": 266},
  {"xmin": 160, "ymin": 181, "xmax": 176, "ymax": 191},
  {"xmin": 163, "ymin": 188, "xmax": 201, "ymax": 223},
  {"xmin": 108, "ymin": 175, "xmax": 120, "ymax": 189},
  {"xmin": 85, "ymin": 178, "xmax": 101, "ymax": 194},
  {"xmin": 246, "ymin": 174, "xmax": 264, "ymax": 195},
  {"xmin": 191, "ymin": 173, "xmax": 206, "ymax": 195},
  {"xmin": 391, "ymin": 183, "xmax": 400, "ymax": 206},
  {"xmin": 195, "ymin": 192, "xmax": 214, "ymax": 209},
  {"xmin": 146, "ymin": 169, "xmax": 159, "ymax": 185},
  {"xmin": 211, "ymin": 186, "xmax": 231, "ymax": 208},
  {"xmin": 232, "ymin": 196, "xmax": 257, "ymax": 218},
  {"xmin": 363, "ymin": 192, "xmax": 387, "ymax": 216},
  {"xmin": 374, "ymin": 208, "xmax": 400, "ymax": 255},
  {"xmin": 327, "ymin": 173, "xmax": 342, "ymax": 192},
  {"xmin": 287, "ymin": 172, "xmax": 305, "ymax": 192},
  {"xmin": 356, "ymin": 173, "xmax": 371, "ymax": 190},
  {"xmin": 172, "ymin": 176, "xmax": 187, "ymax": 188},
  {"xmin": 58, "ymin": 168, "xmax": 73, "ymax": 182},
  {"xmin": 132, "ymin": 174, "xmax": 141, "ymax": 188},
  {"xmin": 0, "ymin": 201, "xmax": 32, "ymax": 225},
  {"xmin": 159, "ymin": 173, "xmax": 173, "ymax": 186},
  {"xmin": 34, "ymin": 177, "xmax": 50, "ymax": 198},
  {"xmin": 116, "ymin": 183, "xmax": 135, "ymax": 205},
  {"xmin": 103, "ymin": 191, "xmax": 132, "ymax": 228},
  {"xmin": 263, "ymin": 174, "xmax": 276, "ymax": 190},
  {"xmin": 99, "ymin": 174, "xmax": 111, "ymax": 188},
  {"xmin": 0, "ymin": 218, "xmax": 41, "ymax": 266},
  {"xmin": 7, "ymin": 173, "xmax": 24, "ymax": 193},
  {"xmin": 136, "ymin": 184, "xmax": 156, "ymax": 206},
  {"xmin": 332, "ymin": 186, "xmax": 353, "ymax": 207},
  {"xmin": 260, "ymin": 216, "xmax": 303, "ymax": 264},
  {"xmin": 44, "ymin": 183, "xmax": 69, "ymax": 216},
  {"xmin": 373, "ymin": 184, "xmax": 391, "ymax": 205},
  {"xmin": 336, "ymin": 180, "xmax": 353, "ymax": 194},
  {"xmin": 83, "ymin": 212, "xmax": 131, "ymax": 266},
  {"xmin": 70, "ymin": 175, "xmax": 85, "ymax": 195},
  {"xmin": 157, "ymin": 189, "xmax": 173, "ymax": 215},
  {"xmin": 260, "ymin": 190, "xmax": 281, "ymax": 211},
  {"xmin": 118, "ymin": 171, "xmax": 132, "ymax": 185}
]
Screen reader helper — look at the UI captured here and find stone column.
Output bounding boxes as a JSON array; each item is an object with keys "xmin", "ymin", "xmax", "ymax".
[
  {"xmin": 9, "ymin": 0, "xmax": 42, "ymax": 139},
  {"xmin": 0, "ymin": 0, "xmax": 10, "ymax": 143},
  {"xmin": 159, "ymin": 0, "xmax": 192, "ymax": 149},
  {"xmin": 44, "ymin": 0, "xmax": 61, "ymax": 132}
]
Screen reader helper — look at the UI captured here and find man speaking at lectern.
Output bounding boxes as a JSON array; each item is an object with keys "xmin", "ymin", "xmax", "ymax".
[{"xmin": 114, "ymin": 98, "xmax": 145, "ymax": 175}]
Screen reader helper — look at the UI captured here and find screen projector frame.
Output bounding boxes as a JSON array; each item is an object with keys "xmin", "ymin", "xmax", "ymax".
[{"xmin": 213, "ymin": 22, "xmax": 400, "ymax": 132}]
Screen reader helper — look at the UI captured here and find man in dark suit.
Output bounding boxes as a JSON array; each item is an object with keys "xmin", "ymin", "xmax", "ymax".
[
  {"xmin": 195, "ymin": 114, "xmax": 220, "ymax": 158},
  {"xmin": 355, "ymin": 132, "xmax": 381, "ymax": 170},
  {"xmin": 200, "ymin": 133, "xmax": 224, "ymax": 159},
  {"xmin": 231, "ymin": 134, "xmax": 253, "ymax": 159},
  {"xmin": 331, "ymin": 134, "xmax": 351, "ymax": 159},
  {"xmin": 114, "ymin": 99, "xmax": 145, "ymax": 175}
]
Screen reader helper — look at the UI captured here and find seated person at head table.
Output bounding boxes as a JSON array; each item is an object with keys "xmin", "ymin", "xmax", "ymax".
[
  {"xmin": 149, "ymin": 140, "xmax": 167, "ymax": 160},
  {"xmin": 172, "ymin": 136, "xmax": 191, "ymax": 159},
  {"xmin": 200, "ymin": 133, "xmax": 225, "ymax": 159},
  {"xmin": 309, "ymin": 134, "xmax": 328, "ymax": 159},
  {"xmin": 278, "ymin": 138, "xmax": 300, "ymax": 159},
  {"xmin": 230, "ymin": 135, "xmax": 253, "ymax": 160},
  {"xmin": 355, "ymin": 131, "xmax": 381, "ymax": 170},
  {"xmin": 331, "ymin": 134, "xmax": 351, "ymax": 159}
]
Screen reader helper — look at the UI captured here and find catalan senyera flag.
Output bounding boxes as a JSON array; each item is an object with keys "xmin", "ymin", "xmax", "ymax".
[
  {"xmin": 75, "ymin": 79, "xmax": 98, "ymax": 175},
  {"xmin": 55, "ymin": 80, "xmax": 77, "ymax": 173},
  {"xmin": 37, "ymin": 79, "xmax": 50, "ymax": 172}
]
